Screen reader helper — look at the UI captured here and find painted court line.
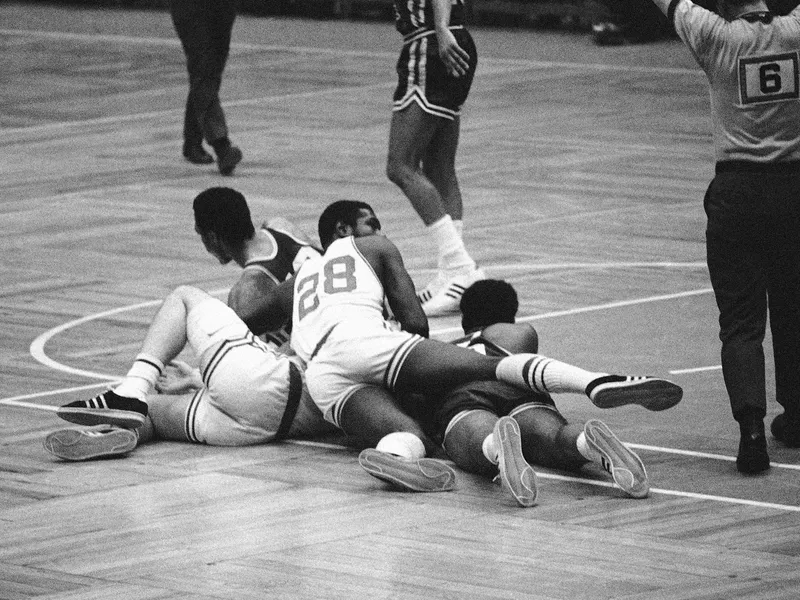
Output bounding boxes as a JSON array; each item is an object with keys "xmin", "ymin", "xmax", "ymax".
[
  {"xmin": 289, "ymin": 440, "xmax": 800, "ymax": 512},
  {"xmin": 6, "ymin": 276, "xmax": 796, "ymax": 511}
]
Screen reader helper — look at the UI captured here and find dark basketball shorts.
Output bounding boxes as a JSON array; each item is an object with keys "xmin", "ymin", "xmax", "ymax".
[
  {"xmin": 433, "ymin": 380, "xmax": 556, "ymax": 436},
  {"xmin": 393, "ymin": 27, "xmax": 477, "ymax": 120}
]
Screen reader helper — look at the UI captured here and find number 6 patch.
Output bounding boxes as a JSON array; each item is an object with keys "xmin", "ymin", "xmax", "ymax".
[{"xmin": 739, "ymin": 52, "xmax": 800, "ymax": 105}]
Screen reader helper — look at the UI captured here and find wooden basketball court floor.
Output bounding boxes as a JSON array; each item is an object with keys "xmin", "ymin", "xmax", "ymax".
[{"xmin": 1, "ymin": 2, "xmax": 799, "ymax": 598}]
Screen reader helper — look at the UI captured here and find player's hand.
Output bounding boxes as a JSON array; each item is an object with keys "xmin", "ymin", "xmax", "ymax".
[
  {"xmin": 156, "ymin": 360, "xmax": 202, "ymax": 394},
  {"xmin": 437, "ymin": 29, "xmax": 469, "ymax": 78}
]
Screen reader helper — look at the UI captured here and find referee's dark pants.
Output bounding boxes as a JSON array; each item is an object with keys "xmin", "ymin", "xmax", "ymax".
[
  {"xmin": 705, "ymin": 164, "xmax": 800, "ymax": 422},
  {"xmin": 170, "ymin": 0, "xmax": 237, "ymax": 148}
]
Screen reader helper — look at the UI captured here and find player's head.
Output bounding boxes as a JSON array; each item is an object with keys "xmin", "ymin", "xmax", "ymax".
[
  {"xmin": 193, "ymin": 187, "xmax": 256, "ymax": 264},
  {"xmin": 318, "ymin": 200, "xmax": 382, "ymax": 248},
  {"xmin": 460, "ymin": 279, "xmax": 519, "ymax": 334}
]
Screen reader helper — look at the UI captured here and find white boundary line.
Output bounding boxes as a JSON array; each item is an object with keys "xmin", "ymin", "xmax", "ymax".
[{"xmin": 288, "ymin": 440, "xmax": 800, "ymax": 511}]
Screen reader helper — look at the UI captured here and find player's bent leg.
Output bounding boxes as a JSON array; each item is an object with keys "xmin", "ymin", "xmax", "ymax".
[
  {"xmin": 44, "ymin": 425, "xmax": 138, "ymax": 461},
  {"xmin": 147, "ymin": 393, "xmax": 196, "ymax": 442},
  {"xmin": 583, "ymin": 419, "xmax": 649, "ymax": 498},
  {"xmin": 338, "ymin": 385, "xmax": 434, "ymax": 452},
  {"xmin": 510, "ymin": 403, "xmax": 587, "ymax": 471},
  {"xmin": 344, "ymin": 386, "xmax": 455, "ymax": 492},
  {"xmin": 442, "ymin": 409, "xmax": 498, "ymax": 477}
]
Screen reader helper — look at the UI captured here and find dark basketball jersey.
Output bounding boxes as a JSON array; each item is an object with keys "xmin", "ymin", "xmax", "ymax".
[{"xmin": 393, "ymin": 0, "xmax": 465, "ymax": 36}]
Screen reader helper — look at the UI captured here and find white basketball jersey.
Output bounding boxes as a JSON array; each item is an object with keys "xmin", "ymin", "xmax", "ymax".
[
  {"xmin": 290, "ymin": 236, "xmax": 387, "ymax": 362},
  {"xmin": 672, "ymin": 1, "xmax": 800, "ymax": 162}
]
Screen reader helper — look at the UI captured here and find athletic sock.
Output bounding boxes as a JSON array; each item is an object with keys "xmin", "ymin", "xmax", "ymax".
[
  {"xmin": 482, "ymin": 433, "xmax": 499, "ymax": 464},
  {"xmin": 113, "ymin": 354, "xmax": 164, "ymax": 403},
  {"xmin": 495, "ymin": 354, "xmax": 607, "ymax": 395},
  {"xmin": 427, "ymin": 215, "xmax": 475, "ymax": 273},
  {"xmin": 375, "ymin": 432, "xmax": 426, "ymax": 460},
  {"xmin": 576, "ymin": 431, "xmax": 602, "ymax": 463}
]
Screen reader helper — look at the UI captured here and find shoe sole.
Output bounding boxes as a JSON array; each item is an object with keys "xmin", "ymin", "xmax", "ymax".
[
  {"xmin": 494, "ymin": 417, "xmax": 537, "ymax": 507},
  {"xmin": 584, "ymin": 419, "xmax": 649, "ymax": 498},
  {"xmin": 218, "ymin": 147, "xmax": 243, "ymax": 176},
  {"xmin": 590, "ymin": 377, "xmax": 682, "ymax": 412},
  {"xmin": 57, "ymin": 407, "xmax": 146, "ymax": 429},
  {"xmin": 44, "ymin": 427, "xmax": 137, "ymax": 461},
  {"xmin": 358, "ymin": 449, "xmax": 455, "ymax": 492}
]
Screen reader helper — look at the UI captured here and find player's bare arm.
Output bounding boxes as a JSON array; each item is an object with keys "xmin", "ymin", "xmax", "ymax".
[
  {"xmin": 356, "ymin": 235, "xmax": 429, "ymax": 338},
  {"xmin": 227, "ymin": 270, "xmax": 280, "ymax": 335},
  {"xmin": 243, "ymin": 277, "xmax": 294, "ymax": 334},
  {"xmin": 433, "ymin": 0, "xmax": 469, "ymax": 77}
]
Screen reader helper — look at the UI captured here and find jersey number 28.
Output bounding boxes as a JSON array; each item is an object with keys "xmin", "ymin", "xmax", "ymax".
[{"xmin": 295, "ymin": 256, "xmax": 357, "ymax": 320}]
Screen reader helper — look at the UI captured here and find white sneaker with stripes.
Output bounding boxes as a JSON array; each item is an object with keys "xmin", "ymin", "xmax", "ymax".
[
  {"xmin": 418, "ymin": 267, "xmax": 485, "ymax": 317},
  {"xmin": 585, "ymin": 375, "xmax": 682, "ymax": 411},
  {"xmin": 583, "ymin": 419, "xmax": 649, "ymax": 498}
]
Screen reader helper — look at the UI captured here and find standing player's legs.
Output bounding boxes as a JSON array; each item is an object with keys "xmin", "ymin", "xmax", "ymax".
[
  {"xmin": 705, "ymin": 176, "xmax": 770, "ymax": 473},
  {"xmin": 766, "ymin": 209, "xmax": 800, "ymax": 447},
  {"xmin": 386, "ymin": 105, "xmax": 481, "ymax": 316},
  {"xmin": 394, "ymin": 338, "xmax": 683, "ymax": 412}
]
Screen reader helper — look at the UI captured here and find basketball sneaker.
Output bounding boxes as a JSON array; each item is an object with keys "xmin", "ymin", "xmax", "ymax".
[
  {"xmin": 44, "ymin": 425, "xmax": 138, "ymax": 461},
  {"xmin": 57, "ymin": 390, "xmax": 148, "ymax": 428},
  {"xmin": 583, "ymin": 419, "xmax": 649, "ymax": 498},
  {"xmin": 358, "ymin": 448, "xmax": 456, "ymax": 492},
  {"xmin": 419, "ymin": 267, "xmax": 486, "ymax": 317},
  {"xmin": 493, "ymin": 416, "xmax": 537, "ymax": 507},
  {"xmin": 585, "ymin": 375, "xmax": 682, "ymax": 411}
]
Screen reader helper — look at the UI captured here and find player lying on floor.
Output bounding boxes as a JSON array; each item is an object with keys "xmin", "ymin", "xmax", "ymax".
[
  {"xmin": 422, "ymin": 279, "xmax": 650, "ymax": 506},
  {"xmin": 251, "ymin": 199, "xmax": 682, "ymax": 493}
]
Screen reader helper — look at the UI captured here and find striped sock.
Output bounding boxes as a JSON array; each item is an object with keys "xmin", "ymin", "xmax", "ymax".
[
  {"xmin": 114, "ymin": 354, "xmax": 164, "ymax": 403},
  {"xmin": 496, "ymin": 354, "xmax": 605, "ymax": 395}
]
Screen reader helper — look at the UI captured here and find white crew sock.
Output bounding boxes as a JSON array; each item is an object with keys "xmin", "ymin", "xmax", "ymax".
[
  {"xmin": 495, "ymin": 354, "xmax": 607, "ymax": 395},
  {"xmin": 482, "ymin": 433, "xmax": 499, "ymax": 465},
  {"xmin": 375, "ymin": 432, "xmax": 426, "ymax": 460},
  {"xmin": 576, "ymin": 431, "xmax": 602, "ymax": 463},
  {"xmin": 452, "ymin": 219, "xmax": 463, "ymax": 239},
  {"xmin": 427, "ymin": 215, "xmax": 475, "ymax": 273},
  {"xmin": 113, "ymin": 354, "xmax": 164, "ymax": 403}
]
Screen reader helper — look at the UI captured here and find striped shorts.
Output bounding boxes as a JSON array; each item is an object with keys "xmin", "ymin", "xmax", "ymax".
[
  {"xmin": 303, "ymin": 320, "xmax": 424, "ymax": 427},
  {"xmin": 183, "ymin": 297, "xmax": 332, "ymax": 445},
  {"xmin": 393, "ymin": 26, "xmax": 477, "ymax": 120}
]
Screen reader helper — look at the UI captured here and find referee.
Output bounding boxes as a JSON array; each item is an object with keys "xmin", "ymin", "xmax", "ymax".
[{"xmin": 648, "ymin": 0, "xmax": 800, "ymax": 472}]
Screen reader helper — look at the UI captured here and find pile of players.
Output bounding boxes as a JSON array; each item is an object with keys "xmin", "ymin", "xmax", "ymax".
[{"xmin": 46, "ymin": 188, "xmax": 685, "ymax": 507}]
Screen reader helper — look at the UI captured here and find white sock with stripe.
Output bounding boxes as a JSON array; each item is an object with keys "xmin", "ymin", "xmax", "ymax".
[
  {"xmin": 113, "ymin": 354, "xmax": 164, "ymax": 403},
  {"xmin": 495, "ymin": 354, "xmax": 607, "ymax": 395},
  {"xmin": 428, "ymin": 215, "xmax": 475, "ymax": 273}
]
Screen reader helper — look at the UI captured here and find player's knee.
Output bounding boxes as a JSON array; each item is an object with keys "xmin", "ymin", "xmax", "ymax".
[{"xmin": 442, "ymin": 409, "xmax": 498, "ymax": 477}]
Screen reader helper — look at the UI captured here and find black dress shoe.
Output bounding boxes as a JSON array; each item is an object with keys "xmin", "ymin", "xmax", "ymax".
[
  {"xmin": 216, "ymin": 144, "xmax": 243, "ymax": 176},
  {"xmin": 183, "ymin": 145, "xmax": 214, "ymax": 165},
  {"xmin": 771, "ymin": 412, "xmax": 800, "ymax": 447},
  {"xmin": 736, "ymin": 415, "xmax": 770, "ymax": 474}
]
